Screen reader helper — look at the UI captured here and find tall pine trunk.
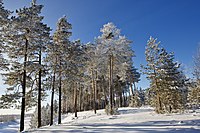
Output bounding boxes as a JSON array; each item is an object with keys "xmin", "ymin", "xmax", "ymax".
[
  {"xmin": 102, "ymin": 77, "xmax": 108, "ymax": 107},
  {"xmin": 58, "ymin": 63, "xmax": 62, "ymax": 124},
  {"xmin": 37, "ymin": 48, "xmax": 42, "ymax": 128},
  {"xmin": 153, "ymin": 69, "xmax": 162, "ymax": 113},
  {"xmin": 123, "ymin": 90, "xmax": 126, "ymax": 107},
  {"xmin": 119, "ymin": 92, "xmax": 123, "ymax": 107},
  {"xmin": 74, "ymin": 83, "xmax": 78, "ymax": 117},
  {"xmin": 62, "ymin": 95, "xmax": 67, "ymax": 114},
  {"xmin": 92, "ymin": 69, "xmax": 96, "ymax": 114},
  {"xmin": 50, "ymin": 71, "xmax": 55, "ymax": 126},
  {"xmin": 109, "ymin": 55, "xmax": 113, "ymax": 113},
  {"xmin": 20, "ymin": 38, "xmax": 28, "ymax": 132},
  {"xmin": 79, "ymin": 86, "xmax": 82, "ymax": 111},
  {"xmin": 130, "ymin": 83, "xmax": 134, "ymax": 96}
]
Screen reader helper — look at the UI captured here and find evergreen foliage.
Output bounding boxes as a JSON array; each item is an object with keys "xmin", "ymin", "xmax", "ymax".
[
  {"xmin": 0, "ymin": 1, "xmax": 198, "ymax": 131},
  {"xmin": 187, "ymin": 45, "xmax": 200, "ymax": 109},
  {"xmin": 30, "ymin": 104, "xmax": 51, "ymax": 129},
  {"xmin": 143, "ymin": 37, "xmax": 188, "ymax": 113}
]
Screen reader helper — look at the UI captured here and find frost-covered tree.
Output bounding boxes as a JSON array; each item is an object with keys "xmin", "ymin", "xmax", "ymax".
[
  {"xmin": 64, "ymin": 40, "xmax": 86, "ymax": 117},
  {"xmin": 84, "ymin": 43, "xmax": 99, "ymax": 114},
  {"xmin": 194, "ymin": 45, "xmax": 200, "ymax": 80},
  {"xmin": 46, "ymin": 16, "xmax": 72, "ymax": 125},
  {"xmin": 3, "ymin": 0, "xmax": 50, "ymax": 131},
  {"xmin": 142, "ymin": 37, "xmax": 162, "ymax": 112},
  {"xmin": 188, "ymin": 82, "xmax": 200, "ymax": 108},
  {"xmin": 54, "ymin": 16, "xmax": 72, "ymax": 124},
  {"xmin": 96, "ymin": 22, "xmax": 134, "ymax": 114},
  {"xmin": 188, "ymin": 45, "xmax": 200, "ymax": 108},
  {"xmin": 126, "ymin": 66, "xmax": 140, "ymax": 97},
  {"xmin": 143, "ymin": 37, "xmax": 187, "ymax": 113},
  {"xmin": 158, "ymin": 48, "xmax": 187, "ymax": 112},
  {"xmin": 45, "ymin": 39, "xmax": 57, "ymax": 126},
  {"xmin": 0, "ymin": 0, "xmax": 10, "ymax": 70},
  {"xmin": 27, "ymin": 0, "xmax": 51, "ymax": 128},
  {"xmin": 30, "ymin": 104, "xmax": 51, "ymax": 129}
]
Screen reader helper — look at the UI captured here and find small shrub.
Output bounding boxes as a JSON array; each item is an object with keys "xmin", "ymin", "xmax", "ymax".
[{"xmin": 105, "ymin": 105, "xmax": 119, "ymax": 115}]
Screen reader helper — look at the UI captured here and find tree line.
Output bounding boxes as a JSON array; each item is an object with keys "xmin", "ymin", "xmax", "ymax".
[{"xmin": 0, "ymin": 0, "xmax": 199, "ymax": 132}]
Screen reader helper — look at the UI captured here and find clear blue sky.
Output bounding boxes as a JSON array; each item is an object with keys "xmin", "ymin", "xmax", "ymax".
[{"xmin": 1, "ymin": 0, "xmax": 200, "ymax": 93}]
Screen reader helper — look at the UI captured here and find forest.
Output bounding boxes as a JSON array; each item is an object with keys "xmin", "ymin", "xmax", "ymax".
[{"xmin": 0, "ymin": 0, "xmax": 199, "ymax": 132}]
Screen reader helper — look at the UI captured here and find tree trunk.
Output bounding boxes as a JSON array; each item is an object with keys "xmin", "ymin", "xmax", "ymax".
[
  {"xmin": 153, "ymin": 69, "xmax": 162, "ymax": 113},
  {"xmin": 58, "ymin": 66, "xmax": 62, "ymax": 124},
  {"xmin": 79, "ymin": 86, "xmax": 82, "ymax": 111},
  {"xmin": 130, "ymin": 83, "xmax": 134, "ymax": 96},
  {"xmin": 58, "ymin": 61, "xmax": 62, "ymax": 124},
  {"xmin": 133, "ymin": 82, "xmax": 137, "ymax": 91},
  {"xmin": 119, "ymin": 92, "xmax": 123, "ymax": 107},
  {"xmin": 20, "ymin": 38, "xmax": 28, "ymax": 132},
  {"xmin": 123, "ymin": 91, "xmax": 126, "ymax": 107},
  {"xmin": 102, "ymin": 78, "xmax": 108, "ymax": 107},
  {"xmin": 157, "ymin": 94, "xmax": 162, "ymax": 113},
  {"xmin": 92, "ymin": 69, "xmax": 97, "ymax": 114},
  {"xmin": 90, "ymin": 86, "xmax": 93, "ymax": 110},
  {"xmin": 50, "ymin": 71, "xmax": 55, "ymax": 126},
  {"xmin": 109, "ymin": 55, "xmax": 113, "ymax": 113},
  {"xmin": 37, "ymin": 48, "xmax": 42, "ymax": 128},
  {"xmin": 74, "ymin": 83, "xmax": 78, "ymax": 117},
  {"xmin": 113, "ymin": 92, "xmax": 115, "ymax": 107},
  {"xmin": 62, "ymin": 95, "xmax": 67, "ymax": 114},
  {"xmin": 97, "ymin": 89, "xmax": 101, "ymax": 109}
]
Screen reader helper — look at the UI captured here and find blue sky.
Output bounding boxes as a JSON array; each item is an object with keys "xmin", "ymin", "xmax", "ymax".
[{"xmin": 1, "ymin": 0, "xmax": 200, "ymax": 94}]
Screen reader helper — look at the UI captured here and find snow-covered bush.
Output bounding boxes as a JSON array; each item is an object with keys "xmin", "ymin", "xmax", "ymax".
[
  {"xmin": 105, "ymin": 105, "xmax": 119, "ymax": 115},
  {"xmin": 30, "ymin": 104, "xmax": 51, "ymax": 128}
]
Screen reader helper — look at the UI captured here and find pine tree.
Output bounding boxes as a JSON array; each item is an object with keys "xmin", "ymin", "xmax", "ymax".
[
  {"xmin": 54, "ymin": 16, "xmax": 71, "ymax": 124},
  {"xmin": 142, "ymin": 37, "xmax": 163, "ymax": 113},
  {"xmin": 46, "ymin": 16, "xmax": 72, "ymax": 124},
  {"xmin": 3, "ymin": 0, "xmax": 50, "ymax": 131},
  {"xmin": 65, "ymin": 40, "xmax": 85, "ymax": 117},
  {"xmin": 27, "ymin": 0, "xmax": 51, "ymax": 128},
  {"xmin": 143, "ymin": 37, "xmax": 187, "ymax": 113},
  {"xmin": 45, "ymin": 39, "xmax": 57, "ymax": 126},
  {"xmin": 188, "ymin": 45, "xmax": 200, "ymax": 108},
  {"xmin": 84, "ymin": 43, "xmax": 99, "ymax": 114},
  {"xmin": 127, "ymin": 66, "xmax": 140, "ymax": 96},
  {"xmin": 127, "ymin": 66, "xmax": 141, "ymax": 107},
  {"xmin": 96, "ymin": 22, "xmax": 134, "ymax": 114},
  {"xmin": 0, "ymin": 0, "xmax": 10, "ymax": 70},
  {"xmin": 158, "ymin": 48, "xmax": 187, "ymax": 112}
]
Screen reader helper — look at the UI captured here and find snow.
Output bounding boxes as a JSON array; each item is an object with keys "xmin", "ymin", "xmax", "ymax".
[
  {"xmin": 0, "ymin": 109, "xmax": 21, "ymax": 115},
  {"xmin": 0, "ymin": 109, "xmax": 33, "ymax": 132},
  {"xmin": 0, "ymin": 107, "xmax": 200, "ymax": 133}
]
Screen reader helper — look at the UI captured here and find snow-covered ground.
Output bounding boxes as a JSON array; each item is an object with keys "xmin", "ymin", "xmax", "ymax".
[
  {"xmin": 0, "ymin": 107, "xmax": 200, "ymax": 133},
  {"xmin": 0, "ymin": 109, "xmax": 33, "ymax": 133}
]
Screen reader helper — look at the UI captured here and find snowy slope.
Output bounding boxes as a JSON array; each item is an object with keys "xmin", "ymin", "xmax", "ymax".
[
  {"xmin": 25, "ymin": 107, "xmax": 200, "ymax": 133},
  {"xmin": 0, "ymin": 107, "xmax": 199, "ymax": 133}
]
